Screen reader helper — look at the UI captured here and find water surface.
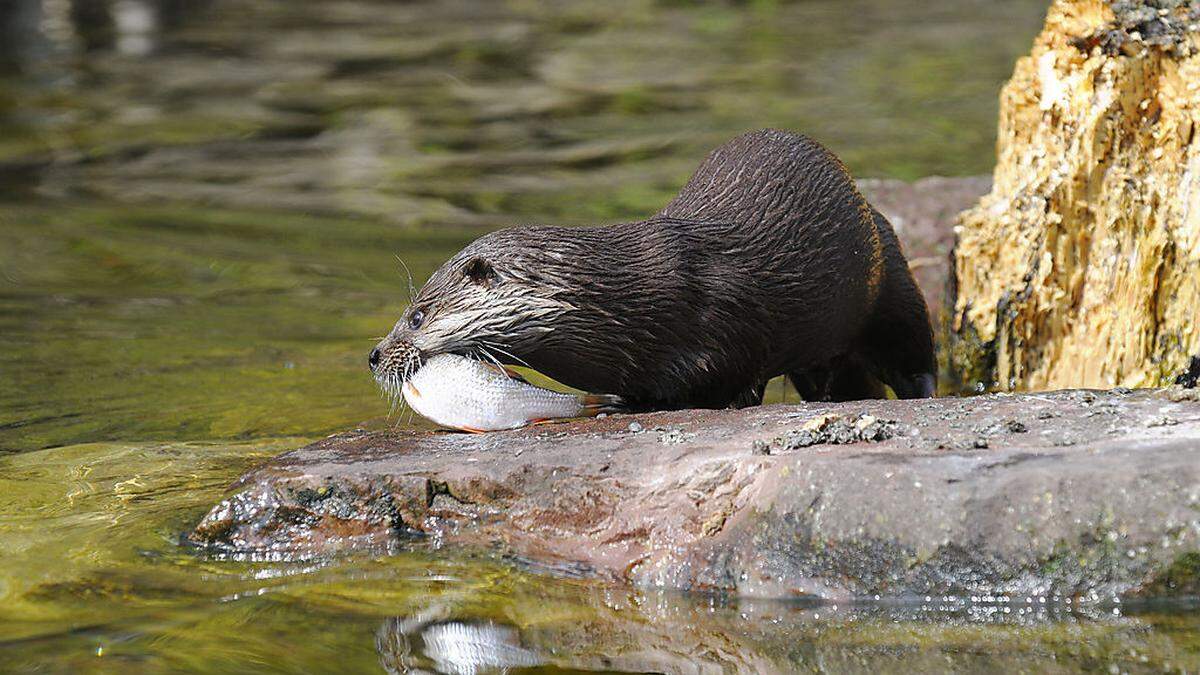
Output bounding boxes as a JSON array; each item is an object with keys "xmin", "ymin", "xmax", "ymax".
[{"xmin": 7, "ymin": 0, "xmax": 1197, "ymax": 671}]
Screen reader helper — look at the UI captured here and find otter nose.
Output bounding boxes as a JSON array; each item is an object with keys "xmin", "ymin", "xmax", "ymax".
[{"xmin": 368, "ymin": 347, "xmax": 381, "ymax": 371}]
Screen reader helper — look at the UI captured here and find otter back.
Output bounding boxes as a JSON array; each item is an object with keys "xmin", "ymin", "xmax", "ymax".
[{"xmin": 371, "ymin": 129, "xmax": 935, "ymax": 410}]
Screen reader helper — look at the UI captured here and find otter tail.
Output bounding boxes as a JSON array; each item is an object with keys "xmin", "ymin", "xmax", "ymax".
[{"xmin": 578, "ymin": 394, "xmax": 626, "ymax": 416}]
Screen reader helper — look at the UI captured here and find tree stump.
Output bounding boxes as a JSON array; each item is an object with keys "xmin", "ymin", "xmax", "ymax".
[{"xmin": 950, "ymin": 0, "xmax": 1200, "ymax": 392}]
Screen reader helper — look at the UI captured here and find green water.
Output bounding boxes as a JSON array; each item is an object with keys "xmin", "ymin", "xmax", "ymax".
[{"xmin": 3, "ymin": 0, "xmax": 1198, "ymax": 671}]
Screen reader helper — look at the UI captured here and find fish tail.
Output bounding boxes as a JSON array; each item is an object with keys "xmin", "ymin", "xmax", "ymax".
[{"xmin": 578, "ymin": 393, "xmax": 625, "ymax": 415}]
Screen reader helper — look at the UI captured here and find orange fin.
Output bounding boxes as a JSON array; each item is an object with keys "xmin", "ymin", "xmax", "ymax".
[{"xmin": 578, "ymin": 393, "xmax": 626, "ymax": 416}]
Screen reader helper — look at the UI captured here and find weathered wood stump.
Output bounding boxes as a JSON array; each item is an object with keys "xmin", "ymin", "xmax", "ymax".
[{"xmin": 951, "ymin": 0, "xmax": 1200, "ymax": 392}]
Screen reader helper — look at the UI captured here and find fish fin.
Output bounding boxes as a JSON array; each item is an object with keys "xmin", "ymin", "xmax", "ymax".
[
  {"xmin": 578, "ymin": 393, "xmax": 626, "ymax": 416},
  {"xmin": 483, "ymin": 362, "xmax": 529, "ymax": 383},
  {"xmin": 403, "ymin": 381, "xmax": 421, "ymax": 399},
  {"xmin": 453, "ymin": 425, "xmax": 488, "ymax": 434}
]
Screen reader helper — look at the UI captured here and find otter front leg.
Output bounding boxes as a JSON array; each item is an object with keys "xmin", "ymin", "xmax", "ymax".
[
  {"xmin": 790, "ymin": 357, "xmax": 886, "ymax": 402},
  {"xmin": 790, "ymin": 368, "xmax": 832, "ymax": 402}
]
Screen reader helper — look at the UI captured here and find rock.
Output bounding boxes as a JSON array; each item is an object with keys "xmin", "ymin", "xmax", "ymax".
[
  {"xmin": 189, "ymin": 389, "xmax": 1200, "ymax": 601},
  {"xmin": 770, "ymin": 413, "xmax": 901, "ymax": 450},
  {"xmin": 1178, "ymin": 355, "xmax": 1200, "ymax": 388},
  {"xmin": 858, "ymin": 176, "xmax": 991, "ymax": 326},
  {"xmin": 951, "ymin": 0, "xmax": 1200, "ymax": 392},
  {"xmin": 655, "ymin": 427, "xmax": 694, "ymax": 445}
]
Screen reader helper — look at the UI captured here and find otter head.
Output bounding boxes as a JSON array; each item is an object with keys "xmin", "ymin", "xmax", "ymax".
[{"xmin": 368, "ymin": 228, "xmax": 574, "ymax": 398}]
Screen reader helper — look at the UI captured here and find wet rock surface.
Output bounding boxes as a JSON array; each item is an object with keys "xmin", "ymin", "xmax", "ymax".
[{"xmin": 190, "ymin": 389, "xmax": 1200, "ymax": 601}]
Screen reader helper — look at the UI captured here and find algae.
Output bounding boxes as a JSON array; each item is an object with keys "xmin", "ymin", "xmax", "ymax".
[{"xmin": 1144, "ymin": 552, "xmax": 1200, "ymax": 596}]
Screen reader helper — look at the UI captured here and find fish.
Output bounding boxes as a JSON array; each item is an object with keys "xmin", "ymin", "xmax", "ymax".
[{"xmin": 402, "ymin": 354, "xmax": 623, "ymax": 432}]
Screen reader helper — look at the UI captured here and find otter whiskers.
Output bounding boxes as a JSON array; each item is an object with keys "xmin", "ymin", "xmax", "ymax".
[{"xmin": 479, "ymin": 339, "xmax": 535, "ymax": 371}]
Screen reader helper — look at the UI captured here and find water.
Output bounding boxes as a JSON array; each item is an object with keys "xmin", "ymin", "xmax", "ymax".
[{"xmin": 4, "ymin": 0, "xmax": 1198, "ymax": 671}]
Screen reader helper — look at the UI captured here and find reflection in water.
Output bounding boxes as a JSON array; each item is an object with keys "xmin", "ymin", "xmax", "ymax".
[
  {"xmin": 1, "ymin": 0, "xmax": 1052, "ymax": 221},
  {"xmin": 68, "ymin": 0, "xmax": 116, "ymax": 53},
  {"xmin": 111, "ymin": 0, "xmax": 158, "ymax": 56},
  {"xmin": 378, "ymin": 609, "xmax": 542, "ymax": 675},
  {"xmin": 0, "ymin": 0, "xmax": 188, "ymax": 70},
  {"xmin": 374, "ymin": 596, "xmax": 1199, "ymax": 674},
  {"xmin": 0, "ymin": 0, "xmax": 48, "ymax": 72}
]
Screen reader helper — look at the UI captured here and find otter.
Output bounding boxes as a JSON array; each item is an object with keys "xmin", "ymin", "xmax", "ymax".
[{"xmin": 370, "ymin": 129, "xmax": 935, "ymax": 410}]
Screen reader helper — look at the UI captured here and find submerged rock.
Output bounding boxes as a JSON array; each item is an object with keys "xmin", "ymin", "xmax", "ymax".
[{"xmin": 189, "ymin": 389, "xmax": 1200, "ymax": 601}]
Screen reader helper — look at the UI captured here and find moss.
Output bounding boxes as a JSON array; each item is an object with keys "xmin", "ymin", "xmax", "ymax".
[
  {"xmin": 946, "ymin": 312, "xmax": 999, "ymax": 395},
  {"xmin": 1142, "ymin": 552, "xmax": 1200, "ymax": 596}
]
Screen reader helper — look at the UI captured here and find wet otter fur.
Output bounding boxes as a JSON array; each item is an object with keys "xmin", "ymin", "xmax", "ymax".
[{"xmin": 370, "ymin": 129, "xmax": 935, "ymax": 409}]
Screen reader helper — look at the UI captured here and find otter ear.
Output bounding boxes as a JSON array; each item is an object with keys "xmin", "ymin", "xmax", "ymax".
[{"xmin": 463, "ymin": 256, "xmax": 498, "ymax": 287}]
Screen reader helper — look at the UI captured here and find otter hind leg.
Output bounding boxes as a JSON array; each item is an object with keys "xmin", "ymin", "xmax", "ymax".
[
  {"xmin": 890, "ymin": 373, "xmax": 936, "ymax": 399},
  {"xmin": 858, "ymin": 209, "xmax": 937, "ymax": 399},
  {"xmin": 789, "ymin": 368, "xmax": 830, "ymax": 402},
  {"xmin": 790, "ymin": 357, "xmax": 887, "ymax": 403}
]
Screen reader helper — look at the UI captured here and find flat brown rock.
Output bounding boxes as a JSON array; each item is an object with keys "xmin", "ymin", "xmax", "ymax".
[{"xmin": 189, "ymin": 389, "xmax": 1200, "ymax": 600}]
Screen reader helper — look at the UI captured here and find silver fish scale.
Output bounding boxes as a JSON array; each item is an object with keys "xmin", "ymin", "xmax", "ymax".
[{"xmin": 405, "ymin": 354, "xmax": 584, "ymax": 430}]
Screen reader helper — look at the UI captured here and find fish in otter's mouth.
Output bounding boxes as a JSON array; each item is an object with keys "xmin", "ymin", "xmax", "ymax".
[{"xmin": 369, "ymin": 336, "xmax": 518, "ymax": 408}]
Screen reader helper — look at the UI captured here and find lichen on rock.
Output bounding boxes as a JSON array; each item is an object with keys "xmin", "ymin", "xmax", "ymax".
[
  {"xmin": 951, "ymin": 0, "xmax": 1200, "ymax": 392},
  {"xmin": 1075, "ymin": 0, "xmax": 1200, "ymax": 57}
]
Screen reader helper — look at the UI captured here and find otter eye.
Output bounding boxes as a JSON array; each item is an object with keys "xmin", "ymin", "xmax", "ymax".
[{"xmin": 408, "ymin": 308, "xmax": 425, "ymax": 330}]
